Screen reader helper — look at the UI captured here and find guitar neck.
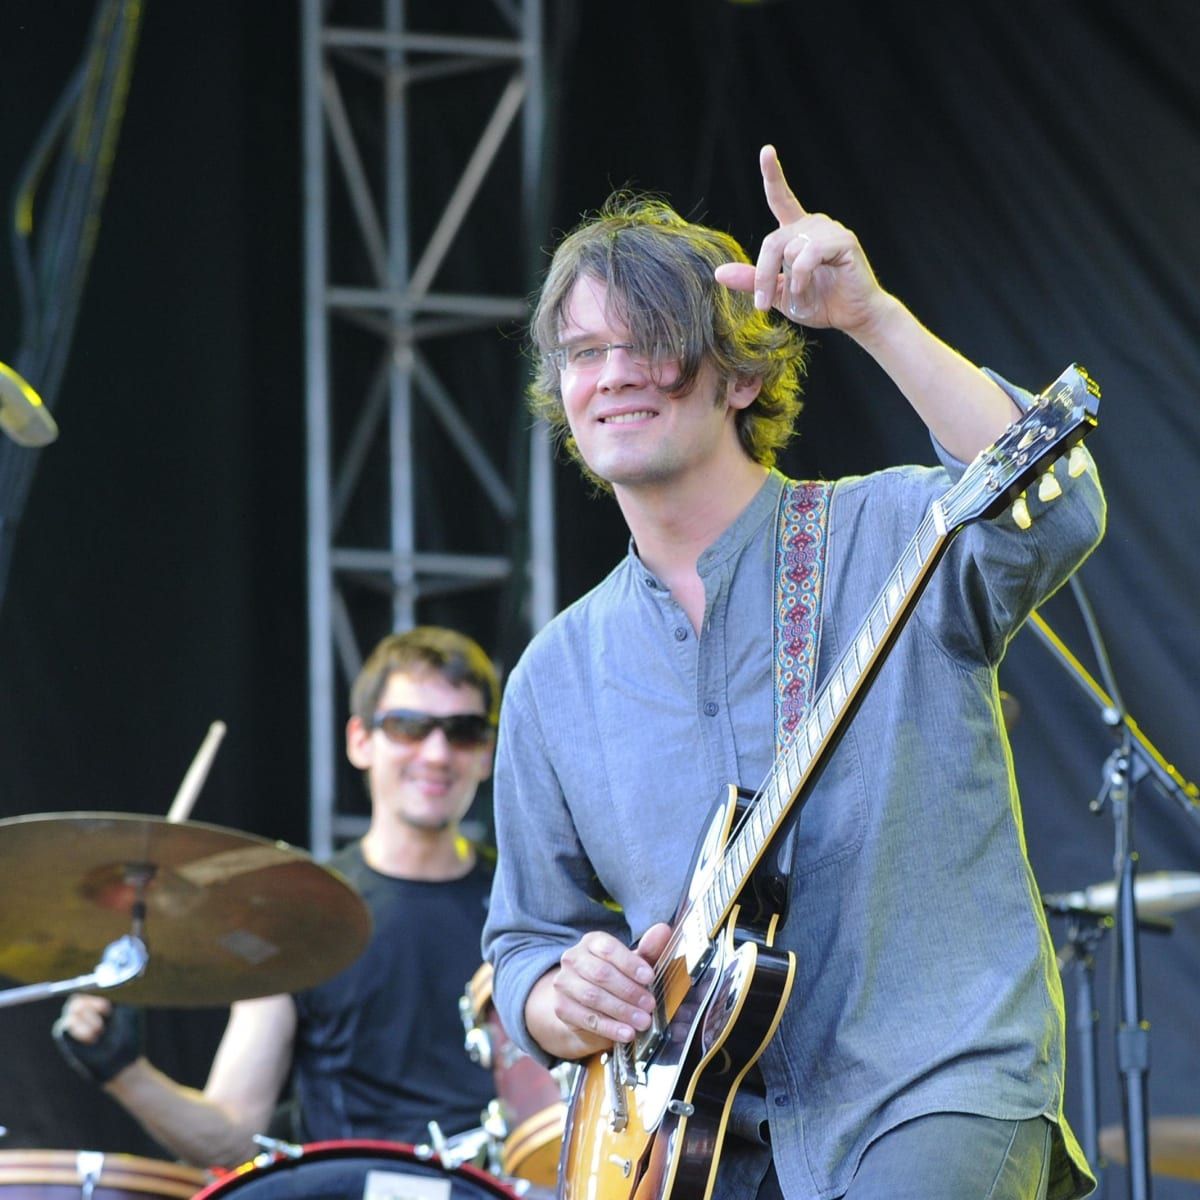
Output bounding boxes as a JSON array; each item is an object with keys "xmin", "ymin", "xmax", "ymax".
[{"xmin": 701, "ymin": 505, "xmax": 955, "ymax": 936}]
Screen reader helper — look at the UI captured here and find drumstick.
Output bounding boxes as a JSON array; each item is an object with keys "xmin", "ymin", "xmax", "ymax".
[{"xmin": 166, "ymin": 720, "xmax": 227, "ymax": 823}]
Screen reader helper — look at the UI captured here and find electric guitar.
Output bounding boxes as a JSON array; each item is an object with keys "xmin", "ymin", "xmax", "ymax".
[{"xmin": 557, "ymin": 364, "xmax": 1101, "ymax": 1200}]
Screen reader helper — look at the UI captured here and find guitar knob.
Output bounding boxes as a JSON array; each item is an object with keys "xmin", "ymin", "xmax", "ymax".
[
  {"xmin": 1012, "ymin": 494, "xmax": 1032, "ymax": 530},
  {"xmin": 1037, "ymin": 468, "xmax": 1062, "ymax": 502},
  {"xmin": 1068, "ymin": 445, "xmax": 1088, "ymax": 477}
]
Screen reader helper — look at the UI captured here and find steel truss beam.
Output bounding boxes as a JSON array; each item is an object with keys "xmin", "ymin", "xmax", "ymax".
[{"xmin": 301, "ymin": 0, "xmax": 551, "ymax": 858}]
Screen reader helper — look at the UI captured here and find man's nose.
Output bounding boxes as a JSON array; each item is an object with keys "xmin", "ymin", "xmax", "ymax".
[
  {"xmin": 595, "ymin": 344, "xmax": 645, "ymax": 389},
  {"xmin": 415, "ymin": 727, "xmax": 453, "ymax": 758}
]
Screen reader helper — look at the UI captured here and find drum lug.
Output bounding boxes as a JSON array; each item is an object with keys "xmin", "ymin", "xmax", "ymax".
[
  {"xmin": 250, "ymin": 1135, "xmax": 304, "ymax": 1161},
  {"xmin": 75, "ymin": 1151, "xmax": 104, "ymax": 1200}
]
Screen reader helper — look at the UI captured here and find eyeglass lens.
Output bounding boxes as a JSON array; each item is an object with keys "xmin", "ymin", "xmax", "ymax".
[
  {"xmin": 373, "ymin": 709, "xmax": 492, "ymax": 747},
  {"xmin": 553, "ymin": 341, "xmax": 669, "ymax": 372}
]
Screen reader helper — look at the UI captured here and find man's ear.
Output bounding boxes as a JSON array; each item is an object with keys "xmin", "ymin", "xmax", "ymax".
[
  {"xmin": 727, "ymin": 373, "xmax": 762, "ymax": 411},
  {"xmin": 345, "ymin": 715, "xmax": 373, "ymax": 770}
]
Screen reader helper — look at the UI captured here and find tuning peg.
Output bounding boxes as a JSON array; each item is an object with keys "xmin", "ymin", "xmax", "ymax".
[
  {"xmin": 1068, "ymin": 445, "xmax": 1088, "ymax": 478},
  {"xmin": 1012, "ymin": 493, "xmax": 1032, "ymax": 530},
  {"xmin": 1037, "ymin": 467, "xmax": 1062, "ymax": 502}
]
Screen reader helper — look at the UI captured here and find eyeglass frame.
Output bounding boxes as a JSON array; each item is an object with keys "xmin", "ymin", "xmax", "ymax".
[
  {"xmin": 545, "ymin": 339, "xmax": 678, "ymax": 375},
  {"xmin": 368, "ymin": 708, "xmax": 495, "ymax": 749}
]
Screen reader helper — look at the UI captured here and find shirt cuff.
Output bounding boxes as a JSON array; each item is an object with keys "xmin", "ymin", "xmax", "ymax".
[{"xmin": 931, "ymin": 367, "xmax": 1033, "ymax": 476}]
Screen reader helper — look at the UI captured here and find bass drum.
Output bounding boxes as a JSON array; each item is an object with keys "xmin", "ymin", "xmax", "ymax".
[
  {"xmin": 0, "ymin": 1150, "xmax": 205, "ymax": 1200},
  {"xmin": 193, "ymin": 1141, "xmax": 525, "ymax": 1200}
]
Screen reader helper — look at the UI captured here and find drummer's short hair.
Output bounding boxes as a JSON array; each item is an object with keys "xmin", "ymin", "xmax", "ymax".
[{"xmin": 351, "ymin": 626, "xmax": 500, "ymax": 725}]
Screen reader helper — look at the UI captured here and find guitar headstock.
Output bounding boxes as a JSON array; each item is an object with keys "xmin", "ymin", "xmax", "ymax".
[{"xmin": 941, "ymin": 364, "xmax": 1100, "ymax": 530}]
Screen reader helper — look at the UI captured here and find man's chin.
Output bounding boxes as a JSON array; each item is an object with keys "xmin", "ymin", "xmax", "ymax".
[{"xmin": 399, "ymin": 811, "xmax": 454, "ymax": 833}]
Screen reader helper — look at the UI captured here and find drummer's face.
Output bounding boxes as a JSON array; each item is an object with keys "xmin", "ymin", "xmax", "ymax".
[{"xmin": 350, "ymin": 669, "xmax": 494, "ymax": 834}]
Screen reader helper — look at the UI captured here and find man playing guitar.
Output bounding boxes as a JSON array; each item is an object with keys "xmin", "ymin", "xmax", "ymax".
[{"xmin": 483, "ymin": 146, "xmax": 1104, "ymax": 1200}]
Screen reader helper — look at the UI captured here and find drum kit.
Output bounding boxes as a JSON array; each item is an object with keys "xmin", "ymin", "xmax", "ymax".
[{"xmin": 0, "ymin": 800, "xmax": 569, "ymax": 1200}]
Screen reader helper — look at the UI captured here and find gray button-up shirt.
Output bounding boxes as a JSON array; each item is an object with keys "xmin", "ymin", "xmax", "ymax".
[{"xmin": 484, "ymin": 397, "xmax": 1104, "ymax": 1200}]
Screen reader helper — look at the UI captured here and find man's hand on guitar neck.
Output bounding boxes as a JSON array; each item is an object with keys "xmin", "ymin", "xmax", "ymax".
[{"xmin": 525, "ymin": 923, "xmax": 673, "ymax": 1060}]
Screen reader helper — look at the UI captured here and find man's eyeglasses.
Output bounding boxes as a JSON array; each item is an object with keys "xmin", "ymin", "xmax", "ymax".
[
  {"xmin": 369, "ymin": 709, "xmax": 494, "ymax": 748},
  {"xmin": 546, "ymin": 340, "xmax": 676, "ymax": 375}
]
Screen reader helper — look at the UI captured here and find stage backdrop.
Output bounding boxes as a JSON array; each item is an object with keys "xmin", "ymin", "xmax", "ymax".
[{"xmin": 1, "ymin": 3, "xmax": 1197, "ymax": 1198}]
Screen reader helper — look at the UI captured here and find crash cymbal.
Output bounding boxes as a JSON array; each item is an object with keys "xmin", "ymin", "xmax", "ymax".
[
  {"xmin": 0, "ymin": 812, "xmax": 370, "ymax": 1007},
  {"xmin": 1099, "ymin": 1116, "xmax": 1200, "ymax": 1181}
]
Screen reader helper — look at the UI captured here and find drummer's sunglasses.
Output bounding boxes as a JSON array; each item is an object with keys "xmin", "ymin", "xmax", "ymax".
[{"xmin": 370, "ymin": 708, "xmax": 494, "ymax": 748}]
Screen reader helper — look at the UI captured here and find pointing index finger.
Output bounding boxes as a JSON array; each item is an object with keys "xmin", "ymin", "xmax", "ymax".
[{"xmin": 761, "ymin": 144, "xmax": 806, "ymax": 226}]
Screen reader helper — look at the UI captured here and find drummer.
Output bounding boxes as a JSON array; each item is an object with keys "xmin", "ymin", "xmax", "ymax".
[{"xmin": 53, "ymin": 626, "xmax": 500, "ymax": 1167}]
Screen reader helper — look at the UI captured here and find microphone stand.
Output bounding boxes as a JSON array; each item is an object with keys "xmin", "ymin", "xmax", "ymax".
[
  {"xmin": 1026, "ymin": 582, "xmax": 1200, "ymax": 1200},
  {"xmin": 1099, "ymin": 726, "xmax": 1151, "ymax": 1200}
]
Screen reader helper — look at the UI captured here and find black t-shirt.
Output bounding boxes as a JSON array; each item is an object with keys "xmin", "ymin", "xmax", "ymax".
[{"xmin": 290, "ymin": 842, "xmax": 495, "ymax": 1144}]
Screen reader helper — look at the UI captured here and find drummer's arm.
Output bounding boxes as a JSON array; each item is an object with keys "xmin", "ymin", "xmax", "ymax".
[{"xmin": 107, "ymin": 994, "xmax": 297, "ymax": 1168}]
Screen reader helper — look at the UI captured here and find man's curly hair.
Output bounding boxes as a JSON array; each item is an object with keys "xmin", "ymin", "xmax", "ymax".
[{"xmin": 527, "ymin": 195, "xmax": 808, "ymax": 490}]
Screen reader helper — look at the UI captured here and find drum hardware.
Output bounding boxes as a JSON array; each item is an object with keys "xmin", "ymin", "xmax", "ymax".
[
  {"xmin": 462, "ymin": 1019, "xmax": 493, "ymax": 1072},
  {"xmin": 0, "ymin": 1149, "xmax": 206, "ymax": 1200},
  {"xmin": 192, "ymin": 1140, "xmax": 529, "ymax": 1200},
  {"xmin": 415, "ymin": 1122, "xmax": 496, "ymax": 1174},
  {"xmin": 1043, "ymin": 871, "xmax": 1200, "ymax": 920},
  {"xmin": 249, "ymin": 1136, "xmax": 304, "ymax": 1166},
  {"xmin": 75, "ymin": 1152, "xmax": 103, "ymax": 1200},
  {"xmin": 481, "ymin": 1102, "xmax": 508, "ymax": 1171},
  {"xmin": 0, "ymin": 932, "xmax": 147, "ymax": 1011},
  {"xmin": 458, "ymin": 964, "xmax": 574, "ymax": 1190},
  {"xmin": 548, "ymin": 1062, "xmax": 578, "ymax": 1100},
  {"xmin": 1028, "ymin": 601, "xmax": 1200, "ymax": 1200}
]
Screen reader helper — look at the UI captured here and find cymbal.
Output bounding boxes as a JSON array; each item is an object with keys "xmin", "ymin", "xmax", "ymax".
[
  {"xmin": 0, "ymin": 812, "xmax": 371, "ymax": 1007},
  {"xmin": 1099, "ymin": 1116, "xmax": 1200, "ymax": 1181}
]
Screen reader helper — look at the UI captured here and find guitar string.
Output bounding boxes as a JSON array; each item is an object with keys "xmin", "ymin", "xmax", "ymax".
[{"xmin": 637, "ymin": 399, "xmax": 1071, "ymax": 1026}]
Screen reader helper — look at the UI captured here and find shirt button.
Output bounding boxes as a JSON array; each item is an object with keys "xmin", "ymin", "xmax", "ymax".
[
  {"xmin": 774, "ymin": 1094, "xmax": 790, "ymax": 1107},
  {"xmin": 673, "ymin": 627, "xmax": 688, "ymax": 642},
  {"xmin": 703, "ymin": 701, "xmax": 718, "ymax": 717},
  {"xmin": 644, "ymin": 575, "xmax": 656, "ymax": 587}
]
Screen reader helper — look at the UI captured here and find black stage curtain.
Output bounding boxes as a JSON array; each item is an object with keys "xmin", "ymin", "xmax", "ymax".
[{"xmin": 1, "ymin": 3, "xmax": 1197, "ymax": 1196}]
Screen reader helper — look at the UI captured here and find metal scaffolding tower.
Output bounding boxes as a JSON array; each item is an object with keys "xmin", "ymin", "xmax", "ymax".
[{"xmin": 300, "ymin": 0, "xmax": 553, "ymax": 859}]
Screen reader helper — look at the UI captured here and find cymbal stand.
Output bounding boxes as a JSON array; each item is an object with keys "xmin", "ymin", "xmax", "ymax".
[
  {"xmin": 0, "ymin": 861, "xmax": 152, "ymax": 1009},
  {"xmin": 1096, "ymin": 729, "xmax": 1152, "ymax": 1200},
  {"xmin": 0, "ymin": 931, "xmax": 147, "ymax": 1009}
]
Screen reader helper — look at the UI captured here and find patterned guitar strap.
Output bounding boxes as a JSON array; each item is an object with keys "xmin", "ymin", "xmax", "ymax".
[{"xmin": 767, "ymin": 477, "xmax": 833, "ymax": 903}]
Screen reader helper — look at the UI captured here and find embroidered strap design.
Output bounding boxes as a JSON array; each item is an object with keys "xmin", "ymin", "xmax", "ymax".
[{"xmin": 773, "ymin": 479, "xmax": 833, "ymax": 755}]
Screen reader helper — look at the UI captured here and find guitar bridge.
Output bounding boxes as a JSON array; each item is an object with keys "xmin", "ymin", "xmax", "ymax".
[{"xmin": 602, "ymin": 1043, "xmax": 638, "ymax": 1132}]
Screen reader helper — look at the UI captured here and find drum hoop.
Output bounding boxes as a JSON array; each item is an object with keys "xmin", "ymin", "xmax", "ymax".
[
  {"xmin": 194, "ymin": 1139, "xmax": 516, "ymax": 1200},
  {"xmin": 501, "ymin": 1099, "xmax": 566, "ymax": 1147},
  {"xmin": 0, "ymin": 1151, "xmax": 206, "ymax": 1198}
]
